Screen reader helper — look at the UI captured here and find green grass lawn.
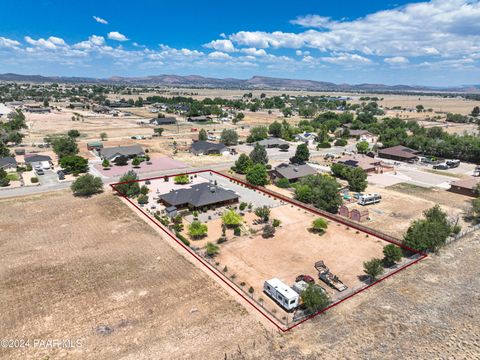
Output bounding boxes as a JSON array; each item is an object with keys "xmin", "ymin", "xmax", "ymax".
[{"xmin": 6, "ymin": 172, "xmax": 20, "ymax": 181}]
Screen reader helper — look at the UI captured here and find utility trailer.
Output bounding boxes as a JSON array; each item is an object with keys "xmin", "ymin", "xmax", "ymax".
[
  {"xmin": 314, "ymin": 261, "xmax": 348, "ymax": 292},
  {"xmin": 358, "ymin": 193, "xmax": 381, "ymax": 206}
]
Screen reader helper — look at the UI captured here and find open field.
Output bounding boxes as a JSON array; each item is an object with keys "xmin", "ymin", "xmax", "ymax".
[{"xmin": 0, "ymin": 191, "xmax": 266, "ymax": 359}]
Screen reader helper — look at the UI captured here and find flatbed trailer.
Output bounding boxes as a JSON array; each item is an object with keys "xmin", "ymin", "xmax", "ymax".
[{"xmin": 314, "ymin": 261, "xmax": 348, "ymax": 292}]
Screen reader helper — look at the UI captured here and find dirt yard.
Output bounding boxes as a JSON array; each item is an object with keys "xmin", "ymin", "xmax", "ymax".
[
  {"xmin": 215, "ymin": 205, "xmax": 385, "ymax": 295},
  {"xmin": 0, "ymin": 191, "xmax": 265, "ymax": 360}
]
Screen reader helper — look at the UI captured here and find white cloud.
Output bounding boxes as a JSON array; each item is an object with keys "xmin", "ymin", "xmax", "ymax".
[
  {"xmin": 320, "ymin": 52, "xmax": 373, "ymax": 65},
  {"xmin": 208, "ymin": 51, "xmax": 231, "ymax": 60},
  {"xmin": 226, "ymin": 0, "xmax": 480, "ymax": 58},
  {"xmin": 290, "ymin": 15, "xmax": 335, "ymax": 29},
  {"xmin": 24, "ymin": 36, "xmax": 67, "ymax": 49},
  {"xmin": 107, "ymin": 31, "xmax": 128, "ymax": 41},
  {"xmin": 241, "ymin": 48, "xmax": 267, "ymax": 56},
  {"xmin": 204, "ymin": 39, "xmax": 235, "ymax": 52},
  {"xmin": 93, "ymin": 16, "xmax": 108, "ymax": 25},
  {"xmin": 384, "ymin": 56, "xmax": 410, "ymax": 65},
  {"xmin": 0, "ymin": 37, "xmax": 21, "ymax": 49}
]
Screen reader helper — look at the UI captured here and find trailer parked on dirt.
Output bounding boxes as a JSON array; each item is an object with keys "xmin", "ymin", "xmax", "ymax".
[
  {"xmin": 314, "ymin": 261, "xmax": 348, "ymax": 292},
  {"xmin": 264, "ymin": 278, "xmax": 300, "ymax": 311}
]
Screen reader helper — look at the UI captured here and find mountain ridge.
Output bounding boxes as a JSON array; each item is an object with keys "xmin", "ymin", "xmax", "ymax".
[{"xmin": 0, "ymin": 73, "xmax": 478, "ymax": 93}]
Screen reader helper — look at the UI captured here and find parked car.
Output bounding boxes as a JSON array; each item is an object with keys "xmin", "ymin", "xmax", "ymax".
[
  {"xmin": 295, "ymin": 274, "xmax": 315, "ymax": 284},
  {"xmin": 57, "ymin": 170, "xmax": 65, "ymax": 180},
  {"xmin": 446, "ymin": 159, "xmax": 460, "ymax": 168},
  {"xmin": 433, "ymin": 163, "xmax": 448, "ymax": 170},
  {"xmin": 35, "ymin": 167, "xmax": 44, "ymax": 175}
]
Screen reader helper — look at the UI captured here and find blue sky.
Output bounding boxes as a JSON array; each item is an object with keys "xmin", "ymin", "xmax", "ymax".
[{"xmin": 0, "ymin": 0, "xmax": 479, "ymax": 86}]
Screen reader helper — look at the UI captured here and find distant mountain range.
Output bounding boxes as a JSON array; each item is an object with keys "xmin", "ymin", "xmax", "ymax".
[{"xmin": 1, "ymin": 73, "xmax": 479, "ymax": 93}]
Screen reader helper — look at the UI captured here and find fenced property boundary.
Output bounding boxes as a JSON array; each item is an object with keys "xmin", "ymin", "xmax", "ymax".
[{"xmin": 110, "ymin": 169, "xmax": 427, "ymax": 332}]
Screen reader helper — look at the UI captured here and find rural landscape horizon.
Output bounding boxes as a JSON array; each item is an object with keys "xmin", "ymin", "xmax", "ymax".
[{"xmin": 1, "ymin": 0, "xmax": 480, "ymax": 359}]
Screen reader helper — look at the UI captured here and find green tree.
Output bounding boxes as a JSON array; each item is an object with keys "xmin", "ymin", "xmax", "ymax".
[
  {"xmin": 275, "ymin": 178, "xmax": 290, "ymax": 188},
  {"xmin": 254, "ymin": 206, "xmax": 270, "ymax": 223},
  {"xmin": 154, "ymin": 127, "xmax": 164, "ymax": 136},
  {"xmin": 174, "ymin": 174, "xmax": 190, "ymax": 184},
  {"xmin": 268, "ymin": 121, "xmax": 283, "ymax": 137},
  {"xmin": 0, "ymin": 169, "xmax": 10, "ymax": 187},
  {"xmin": 67, "ymin": 129, "xmax": 80, "ymax": 139},
  {"xmin": 356, "ymin": 141, "xmax": 369, "ymax": 154},
  {"xmin": 294, "ymin": 175, "xmax": 342, "ymax": 213},
  {"xmin": 471, "ymin": 198, "xmax": 480, "ymax": 222},
  {"xmin": 220, "ymin": 129, "xmax": 239, "ymax": 146},
  {"xmin": 249, "ymin": 143, "xmax": 268, "ymax": 165},
  {"xmin": 59, "ymin": 155, "xmax": 88, "ymax": 174},
  {"xmin": 290, "ymin": 143, "xmax": 310, "ymax": 164},
  {"xmin": 100, "ymin": 132, "xmax": 108, "ymax": 141},
  {"xmin": 233, "ymin": 153, "xmax": 253, "ymax": 174},
  {"xmin": 205, "ymin": 242, "xmax": 220, "ymax": 256},
  {"xmin": 115, "ymin": 171, "xmax": 141, "ymax": 197},
  {"xmin": 52, "ymin": 136, "xmax": 79, "ymax": 158},
  {"xmin": 137, "ymin": 194, "xmax": 149, "ymax": 204},
  {"xmin": 383, "ymin": 244, "xmax": 403, "ymax": 266},
  {"xmin": 403, "ymin": 205, "xmax": 452, "ymax": 252},
  {"xmin": 471, "ymin": 106, "xmax": 480, "ymax": 117},
  {"xmin": 301, "ymin": 284, "xmax": 329, "ymax": 314},
  {"xmin": 246, "ymin": 126, "xmax": 268, "ymax": 143},
  {"xmin": 198, "ymin": 128, "xmax": 208, "ymax": 141},
  {"xmin": 347, "ymin": 167, "xmax": 368, "ymax": 192},
  {"xmin": 221, "ymin": 209, "xmax": 243, "ymax": 227},
  {"xmin": 363, "ymin": 258, "xmax": 384, "ymax": 281},
  {"xmin": 246, "ymin": 164, "xmax": 268, "ymax": 186},
  {"xmin": 70, "ymin": 174, "xmax": 103, "ymax": 196},
  {"xmin": 311, "ymin": 218, "xmax": 328, "ymax": 234},
  {"xmin": 102, "ymin": 159, "xmax": 110, "ymax": 168}
]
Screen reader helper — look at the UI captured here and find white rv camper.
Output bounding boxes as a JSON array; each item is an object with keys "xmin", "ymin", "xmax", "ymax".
[
  {"xmin": 263, "ymin": 278, "xmax": 299, "ymax": 311},
  {"xmin": 358, "ymin": 193, "xmax": 381, "ymax": 206}
]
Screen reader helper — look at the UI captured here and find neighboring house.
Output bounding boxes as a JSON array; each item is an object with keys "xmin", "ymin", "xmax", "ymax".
[
  {"xmin": 269, "ymin": 163, "xmax": 317, "ymax": 182},
  {"xmin": 24, "ymin": 154, "xmax": 52, "ymax": 167},
  {"xmin": 377, "ymin": 145, "xmax": 420, "ymax": 162},
  {"xmin": 159, "ymin": 183, "xmax": 239, "ymax": 210},
  {"xmin": 23, "ymin": 104, "xmax": 51, "ymax": 113},
  {"xmin": 255, "ymin": 138, "xmax": 289, "ymax": 148},
  {"xmin": 348, "ymin": 129, "xmax": 370, "ymax": 137},
  {"xmin": 187, "ymin": 115, "xmax": 212, "ymax": 122},
  {"xmin": 336, "ymin": 155, "xmax": 392, "ymax": 173},
  {"xmin": 190, "ymin": 141, "xmax": 229, "ymax": 155},
  {"xmin": 0, "ymin": 157, "xmax": 17, "ymax": 170},
  {"xmin": 92, "ymin": 105, "xmax": 111, "ymax": 114},
  {"xmin": 448, "ymin": 177, "xmax": 480, "ymax": 197},
  {"xmin": 87, "ymin": 141, "xmax": 103, "ymax": 151},
  {"xmin": 294, "ymin": 132, "xmax": 317, "ymax": 144},
  {"xmin": 98, "ymin": 144, "xmax": 144, "ymax": 162},
  {"xmin": 150, "ymin": 117, "xmax": 177, "ymax": 125},
  {"xmin": 69, "ymin": 102, "xmax": 86, "ymax": 109},
  {"xmin": 0, "ymin": 103, "xmax": 14, "ymax": 118}
]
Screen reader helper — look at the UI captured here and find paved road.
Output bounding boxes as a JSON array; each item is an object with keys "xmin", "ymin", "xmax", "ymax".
[{"xmin": 0, "ymin": 146, "xmax": 345, "ymax": 199}]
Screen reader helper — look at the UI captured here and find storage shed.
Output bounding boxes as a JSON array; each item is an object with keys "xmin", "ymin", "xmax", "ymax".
[{"xmin": 349, "ymin": 208, "xmax": 369, "ymax": 222}]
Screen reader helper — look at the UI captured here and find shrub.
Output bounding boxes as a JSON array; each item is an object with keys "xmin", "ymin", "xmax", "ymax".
[
  {"xmin": 301, "ymin": 284, "xmax": 330, "ymax": 314},
  {"xmin": 205, "ymin": 242, "xmax": 219, "ymax": 257},
  {"xmin": 217, "ymin": 237, "xmax": 227, "ymax": 244},
  {"xmin": 312, "ymin": 218, "xmax": 328, "ymax": 234},
  {"xmin": 221, "ymin": 209, "xmax": 243, "ymax": 227},
  {"xmin": 233, "ymin": 227, "xmax": 241, "ymax": 236},
  {"xmin": 174, "ymin": 174, "xmax": 190, "ymax": 184},
  {"xmin": 272, "ymin": 219, "xmax": 281, "ymax": 227},
  {"xmin": 175, "ymin": 232, "xmax": 190, "ymax": 247},
  {"xmin": 275, "ymin": 178, "xmax": 290, "ymax": 188},
  {"xmin": 317, "ymin": 142, "xmax": 331, "ymax": 149},
  {"xmin": 262, "ymin": 224, "xmax": 275, "ymax": 238},
  {"xmin": 137, "ymin": 194, "xmax": 149, "ymax": 204},
  {"xmin": 334, "ymin": 138, "xmax": 348, "ymax": 146},
  {"xmin": 188, "ymin": 221, "xmax": 208, "ymax": 239},
  {"xmin": 239, "ymin": 202, "xmax": 248, "ymax": 211}
]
